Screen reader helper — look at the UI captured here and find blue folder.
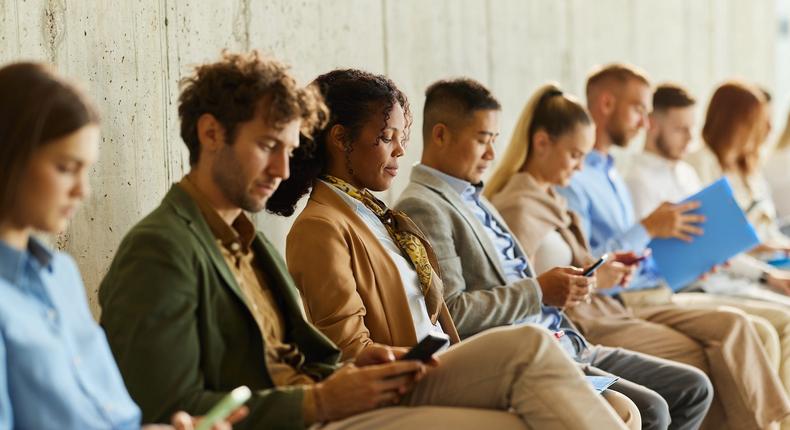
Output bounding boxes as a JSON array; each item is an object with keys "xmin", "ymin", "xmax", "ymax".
[{"xmin": 649, "ymin": 177, "xmax": 761, "ymax": 291}]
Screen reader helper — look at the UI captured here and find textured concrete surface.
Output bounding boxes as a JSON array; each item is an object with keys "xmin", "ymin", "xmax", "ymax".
[{"xmin": 1, "ymin": 0, "xmax": 786, "ymax": 318}]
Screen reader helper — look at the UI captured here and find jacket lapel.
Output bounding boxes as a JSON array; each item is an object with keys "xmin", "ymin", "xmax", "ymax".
[
  {"xmin": 311, "ymin": 181, "xmax": 419, "ymax": 345},
  {"xmin": 164, "ymin": 186, "xmax": 249, "ymax": 307},
  {"xmin": 410, "ymin": 168, "xmax": 509, "ymax": 283}
]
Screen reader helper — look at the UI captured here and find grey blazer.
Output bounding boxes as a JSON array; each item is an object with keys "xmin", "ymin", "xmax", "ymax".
[{"xmin": 395, "ymin": 165, "xmax": 544, "ymax": 338}]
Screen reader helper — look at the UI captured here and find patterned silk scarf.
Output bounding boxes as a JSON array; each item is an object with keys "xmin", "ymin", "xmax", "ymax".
[{"xmin": 322, "ymin": 175, "xmax": 444, "ymax": 323}]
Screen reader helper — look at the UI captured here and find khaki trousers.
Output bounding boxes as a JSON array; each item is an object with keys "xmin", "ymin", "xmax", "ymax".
[
  {"xmin": 317, "ymin": 324, "xmax": 630, "ymax": 430},
  {"xmin": 566, "ymin": 294, "xmax": 790, "ymax": 430},
  {"xmin": 674, "ymin": 291, "xmax": 790, "ymax": 430}
]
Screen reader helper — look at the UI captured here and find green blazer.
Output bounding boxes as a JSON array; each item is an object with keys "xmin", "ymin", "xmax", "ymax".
[{"xmin": 99, "ymin": 184, "xmax": 340, "ymax": 430}]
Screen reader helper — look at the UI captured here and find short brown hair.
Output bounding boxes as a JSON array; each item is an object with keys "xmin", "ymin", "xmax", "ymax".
[
  {"xmin": 0, "ymin": 62, "xmax": 99, "ymax": 220},
  {"xmin": 702, "ymin": 80, "xmax": 766, "ymax": 175},
  {"xmin": 652, "ymin": 83, "xmax": 696, "ymax": 112},
  {"xmin": 178, "ymin": 51, "xmax": 328, "ymax": 165},
  {"xmin": 585, "ymin": 63, "xmax": 650, "ymax": 105}
]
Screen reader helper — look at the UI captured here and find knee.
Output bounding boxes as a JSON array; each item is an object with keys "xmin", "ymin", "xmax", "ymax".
[
  {"xmin": 711, "ymin": 308, "xmax": 753, "ymax": 333},
  {"xmin": 632, "ymin": 389, "xmax": 671, "ymax": 430},
  {"xmin": 667, "ymin": 365, "xmax": 714, "ymax": 427},
  {"xmin": 680, "ymin": 366, "xmax": 714, "ymax": 412}
]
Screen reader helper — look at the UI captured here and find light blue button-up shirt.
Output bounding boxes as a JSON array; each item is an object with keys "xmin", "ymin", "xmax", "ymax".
[
  {"xmin": 0, "ymin": 238, "xmax": 141, "ymax": 430},
  {"xmin": 419, "ymin": 165, "xmax": 585, "ymax": 357},
  {"xmin": 558, "ymin": 150, "xmax": 663, "ymax": 291}
]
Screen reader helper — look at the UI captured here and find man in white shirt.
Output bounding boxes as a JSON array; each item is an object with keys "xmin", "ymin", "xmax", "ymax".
[{"xmin": 625, "ymin": 84, "xmax": 701, "ymax": 219}]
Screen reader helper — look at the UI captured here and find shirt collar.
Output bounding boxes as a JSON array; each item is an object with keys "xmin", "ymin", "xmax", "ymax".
[
  {"xmin": 640, "ymin": 150, "xmax": 679, "ymax": 171},
  {"xmin": 416, "ymin": 164, "xmax": 476, "ymax": 196},
  {"xmin": 178, "ymin": 175, "xmax": 256, "ymax": 253},
  {"xmin": 584, "ymin": 149, "xmax": 614, "ymax": 171},
  {"xmin": 0, "ymin": 236, "xmax": 54, "ymax": 285}
]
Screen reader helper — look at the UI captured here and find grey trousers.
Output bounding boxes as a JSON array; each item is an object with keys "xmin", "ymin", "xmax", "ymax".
[{"xmin": 582, "ymin": 345, "xmax": 713, "ymax": 430}]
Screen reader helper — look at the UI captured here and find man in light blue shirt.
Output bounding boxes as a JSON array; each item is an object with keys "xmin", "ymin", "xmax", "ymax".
[{"xmin": 558, "ymin": 65, "xmax": 705, "ymax": 293}]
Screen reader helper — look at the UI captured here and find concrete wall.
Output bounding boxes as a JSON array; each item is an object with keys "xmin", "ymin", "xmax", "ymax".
[{"xmin": 0, "ymin": 0, "xmax": 784, "ymax": 318}]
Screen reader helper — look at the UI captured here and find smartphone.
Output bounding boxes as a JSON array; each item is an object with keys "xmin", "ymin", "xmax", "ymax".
[
  {"xmin": 582, "ymin": 254, "xmax": 609, "ymax": 277},
  {"xmin": 195, "ymin": 386, "xmax": 251, "ymax": 430},
  {"xmin": 399, "ymin": 333, "xmax": 450, "ymax": 362},
  {"xmin": 618, "ymin": 253, "xmax": 647, "ymax": 266}
]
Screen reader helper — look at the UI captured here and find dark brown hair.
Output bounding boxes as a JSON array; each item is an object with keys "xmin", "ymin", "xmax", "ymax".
[
  {"xmin": 652, "ymin": 83, "xmax": 696, "ymax": 112},
  {"xmin": 702, "ymin": 80, "xmax": 766, "ymax": 175},
  {"xmin": 266, "ymin": 69, "xmax": 411, "ymax": 216},
  {"xmin": 178, "ymin": 51, "xmax": 328, "ymax": 165},
  {"xmin": 0, "ymin": 62, "xmax": 99, "ymax": 219}
]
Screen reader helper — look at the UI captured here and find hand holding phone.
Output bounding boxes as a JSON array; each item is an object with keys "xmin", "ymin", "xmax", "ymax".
[
  {"xmin": 399, "ymin": 333, "xmax": 449, "ymax": 363},
  {"xmin": 616, "ymin": 250, "xmax": 650, "ymax": 266},
  {"xmin": 194, "ymin": 386, "xmax": 251, "ymax": 430},
  {"xmin": 582, "ymin": 254, "xmax": 609, "ymax": 277}
]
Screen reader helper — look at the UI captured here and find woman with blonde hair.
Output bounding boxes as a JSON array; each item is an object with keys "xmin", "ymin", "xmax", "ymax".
[{"xmin": 486, "ymin": 82, "xmax": 790, "ymax": 430}]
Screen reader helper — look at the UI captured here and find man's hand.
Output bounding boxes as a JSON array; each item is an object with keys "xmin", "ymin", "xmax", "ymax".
[
  {"xmin": 641, "ymin": 201, "xmax": 705, "ymax": 241},
  {"xmin": 315, "ymin": 360, "xmax": 427, "ymax": 421},
  {"xmin": 355, "ymin": 343, "xmax": 441, "ymax": 370},
  {"xmin": 537, "ymin": 266, "xmax": 594, "ymax": 308},
  {"xmin": 141, "ymin": 407, "xmax": 249, "ymax": 430}
]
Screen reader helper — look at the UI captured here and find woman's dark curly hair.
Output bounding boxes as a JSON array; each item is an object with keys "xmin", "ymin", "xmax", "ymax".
[{"xmin": 266, "ymin": 69, "xmax": 411, "ymax": 216}]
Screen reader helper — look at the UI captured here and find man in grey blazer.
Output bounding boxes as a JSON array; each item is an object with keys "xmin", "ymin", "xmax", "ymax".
[{"xmin": 395, "ymin": 78, "xmax": 712, "ymax": 430}]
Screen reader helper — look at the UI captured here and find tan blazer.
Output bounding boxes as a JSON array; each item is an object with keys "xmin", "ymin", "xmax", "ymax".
[{"xmin": 286, "ymin": 181, "xmax": 459, "ymax": 360}]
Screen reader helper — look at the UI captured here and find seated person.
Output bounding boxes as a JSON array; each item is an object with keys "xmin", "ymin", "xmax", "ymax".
[
  {"xmin": 556, "ymin": 63, "xmax": 790, "ymax": 429},
  {"xmin": 0, "ymin": 62, "xmax": 244, "ymax": 430},
  {"xmin": 624, "ymin": 83, "xmax": 790, "ymax": 397},
  {"xmin": 486, "ymin": 81, "xmax": 790, "ymax": 430},
  {"xmin": 394, "ymin": 77, "xmax": 717, "ymax": 430},
  {"xmin": 98, "ymin": 53, "xmax": 627, "ymax": 430},
  {"xmin": 274, "ymin": 68, "xmax": 636, "ymax": 429}
]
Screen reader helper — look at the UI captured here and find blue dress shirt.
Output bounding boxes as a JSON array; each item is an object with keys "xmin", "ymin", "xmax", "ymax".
[
  {"xmin": 418, "ymin": 165, "xmax": 586, "ymax": 358},
  {"xmin": 0, "ymin": 238, "xmax": 141, "ymax": 430},
  {"xmin": 557, "ymin": 150, "xmax": 663, "ymax": 291}
]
